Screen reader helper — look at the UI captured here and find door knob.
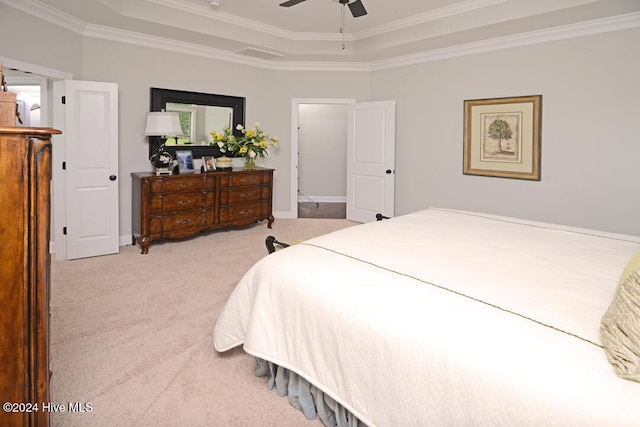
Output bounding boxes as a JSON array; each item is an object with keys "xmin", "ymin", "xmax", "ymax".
[
  {"xmin": 109, "ymin": 175, "xmax": 117, "ymax": 181},
  {"xmin": 385, "ymin": 169, "xmax": 393, "ymax": 174}
]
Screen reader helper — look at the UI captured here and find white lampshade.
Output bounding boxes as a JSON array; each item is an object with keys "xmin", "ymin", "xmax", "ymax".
[{"xmin": 144, "ymin": 112, "xmax": 183, "ymax": 137}]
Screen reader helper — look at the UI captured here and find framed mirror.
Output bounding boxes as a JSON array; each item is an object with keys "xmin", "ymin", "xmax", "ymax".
[{"xmin": 148, "ymin": 87, "xmax": 245, "ymax": 159}]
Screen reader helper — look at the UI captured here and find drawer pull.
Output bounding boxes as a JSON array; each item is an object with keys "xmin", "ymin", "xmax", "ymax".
[
  {"xmin": 239, "ymin": 209, "xmax": 255, "ymax": 215},
  {"xmin": 240, "ymin": 192, "xmax": 256, "ymax": 198},
  {"xmin": 177, "ymin": 199, "xmax": 194, "ymax": 205},
  {"xmin": 177, "ymin": 183, "xmax": 194, "ymax": 189},
  {"xmin": 175, "ymin": 218, "xmax": 194, "ymax": 224}
]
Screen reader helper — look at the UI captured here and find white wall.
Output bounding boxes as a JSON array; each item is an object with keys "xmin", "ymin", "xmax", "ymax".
[
  {"xmin": 298, "ymin": 104, "xmax": 348, "ymax": 201},
  {"xmin": 372, "ymin": 27, "xmax": 640, "ymax": 235}
]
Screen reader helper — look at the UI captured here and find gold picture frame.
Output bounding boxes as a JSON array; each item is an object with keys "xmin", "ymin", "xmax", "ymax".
[{"xmin": 463, "ymin": 95, "xmax": 541, "ymax": 180}]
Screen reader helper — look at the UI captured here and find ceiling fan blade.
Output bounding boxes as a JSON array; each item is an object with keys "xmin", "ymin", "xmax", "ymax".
[
  {"xmin": 348, "ymin": 0, "xmax": 367, "ymax": 17},
  {"xmin": 279, "ymin": 0, "xmax": 307, "ymax": 7}
]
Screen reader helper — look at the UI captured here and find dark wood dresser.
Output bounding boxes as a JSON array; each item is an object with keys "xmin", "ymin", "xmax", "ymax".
[
  {"xmin": 131, "ymin": 167, "xmax": 274, "ymax": 254},
  {"xmin": 0, "ymin": 126, "xmax": 60, "ymax": 427}
]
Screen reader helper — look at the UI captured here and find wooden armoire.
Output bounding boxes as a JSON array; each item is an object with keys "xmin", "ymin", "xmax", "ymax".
[{"xmin": 0, "ymin": 126, "xmax": 60, "ymax": 427}]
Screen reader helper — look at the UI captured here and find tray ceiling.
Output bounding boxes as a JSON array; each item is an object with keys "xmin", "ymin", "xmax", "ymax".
[{"xmin": 3, "ymin": 0, "xmax": 640, "ymax": 69}]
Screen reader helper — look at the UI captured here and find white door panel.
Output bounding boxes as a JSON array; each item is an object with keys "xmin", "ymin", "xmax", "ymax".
[
  {"xmin": 347, "ymin": 101, "xmax": 396, "ymax": 223},
  {"xmin": 54, "ymin": 80, "xmax": 119, "ymax": 260},
  {"xmin": 353, "ymin": 175, "xmax": 385, "ymax": 211},
  {"xmin": 76, "ymin": 186, "xmax": 111, "ymax": 236}
]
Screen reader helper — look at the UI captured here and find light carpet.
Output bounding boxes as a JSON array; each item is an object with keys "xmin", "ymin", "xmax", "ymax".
[{"xmin": 50, "ymin": 218, "xmax": 355, "ymax": 426}]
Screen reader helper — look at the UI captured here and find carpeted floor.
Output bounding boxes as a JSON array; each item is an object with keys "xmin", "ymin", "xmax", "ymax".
[{"xmin": 49, "ymin": 218, "xmax": 355, "ymax": 426}]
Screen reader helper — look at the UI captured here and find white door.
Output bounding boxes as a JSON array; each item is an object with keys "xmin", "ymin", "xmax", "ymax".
[
  {"xmin": 346, "ymin": 100, "xmax": 396, "ymax": 223},
  {"xmin": 53, "ymin": 80, "xmax": 119, "ymax": 260}
]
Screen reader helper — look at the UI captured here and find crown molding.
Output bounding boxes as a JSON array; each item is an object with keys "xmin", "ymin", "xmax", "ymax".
[
  {"xmin": 146, "ymin": 0, "xmax": 297, "ymax": 39},
  {"xmin": 273, "ymin": 60, "xmax": 371, "ymax": 72},
  {"xmin": 84, "ymin": 23, "xmax": 263, "ymax": 68},
  {"xmin": 355, "ymin": 0, "xmax": 509, "ymax": 39},
  {"xmin": 371, "ymin": 11, "xmax": 640, "ymax": 71},
  {"xmin": 83, "ymin": 11, "xmax": 640, "ymax": 71},
  {"xmin": 3, "ymin": 0, "xmax": 639, "ymax": 72},
  {"xmin": 1, "ymin": 0, "xmax": 86, "ymax": 34},
  {"xmin": 146, "ymin": 0, "xmax": 521, "ymax": 44},
  {"xmin": 146, "ymin": 0, "xmax": 355, "ymax": 42},
  {"xmin": 83, "ymin": 24, "xmax": 371, "ymax": 72},
  {"xmin": 148, "ymin": 0, "xmax": 510, "ymax": 43}
]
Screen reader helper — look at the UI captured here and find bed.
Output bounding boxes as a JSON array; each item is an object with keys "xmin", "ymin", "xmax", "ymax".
[{"xmin": 213, "ymin": 208, "xmax": 640, "ymax": 426}]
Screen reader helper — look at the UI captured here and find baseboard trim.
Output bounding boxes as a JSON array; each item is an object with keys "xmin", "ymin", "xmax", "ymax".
[
  {"xmin": 297, "ymin": 195, "xmax": 346, "ymax": 203},
  {"xmin": 274, "ymin": 210, "xmax": 296, "ymax": 219}
]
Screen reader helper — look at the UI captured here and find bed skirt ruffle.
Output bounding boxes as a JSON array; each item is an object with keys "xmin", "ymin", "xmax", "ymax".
[{"xmin": 255, "ymin": 358, "xmax": 367, "ymax": 427}]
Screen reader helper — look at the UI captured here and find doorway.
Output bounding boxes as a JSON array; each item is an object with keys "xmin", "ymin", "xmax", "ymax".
[
  {"xmin": 290, "ymin": 98, "xmax": 355, "ymax": 219},
  {"xmin": 1, "ymin": 57, "xmax": 71, "ymax": 257},
  {"xmin": 3, "ymin": 69, "xmax": 46, "ymax": 127},
  {"xmin": 5, "ymin": 83, "xmax": 41, "ymax": 127}
]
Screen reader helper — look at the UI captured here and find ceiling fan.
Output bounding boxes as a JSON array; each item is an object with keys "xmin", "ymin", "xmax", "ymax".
[{"xmin": 279, "ymin": 0, "xmax": 368, "ymax": 18}]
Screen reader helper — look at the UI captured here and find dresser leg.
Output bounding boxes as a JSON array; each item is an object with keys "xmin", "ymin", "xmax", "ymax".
[
  {"xmin": 138, "ymin": 236, "xmax": 150, "ymax": 254},
  {"xmin": 267, "ymin": 215, "xmax": 274, "ymax": 229}
]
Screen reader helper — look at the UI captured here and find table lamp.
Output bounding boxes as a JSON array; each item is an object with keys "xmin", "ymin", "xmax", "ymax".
[{"xmin": 144, "ymin": 111, "xmax": 183, "ymax": 175}]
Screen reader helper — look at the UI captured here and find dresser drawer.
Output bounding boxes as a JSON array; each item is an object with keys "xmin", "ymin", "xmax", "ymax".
[
  {"xmin": 225, "ymin": 203, "xmax": 262, "ymax": 222},
  {"xmin": 161, "ymin": 211, "xmax": 206, "ymax": 232},
  {"xmin": 157, "ymin": 176, "xmax": 204, "ymax": 194},
  {"xmin": 219, "ymin": 203, "xmax": 262, "ymax": 224},
  {"xmin": 220, "ymin": 187, "xmax": 267, "ymax": 205},
  {"xmin": 230, "ymin": 172, "xmax": 264, "ymax": 187},
  {"xmin": 149, "ymin": 193, "xmax": 205, "ymax": 213},
  {"xmin": 163, "ymin": 193, "xmax": 204, "ymax": 212}
]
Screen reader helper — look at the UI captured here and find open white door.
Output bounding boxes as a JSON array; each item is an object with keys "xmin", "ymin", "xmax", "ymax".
[
  {"xmin": 53, "ymin": 80, "xmax": 119, "ymax": 260},
  {"xmin": 346, "ymin": 100, "xmax": 396, "ymax": 223}
]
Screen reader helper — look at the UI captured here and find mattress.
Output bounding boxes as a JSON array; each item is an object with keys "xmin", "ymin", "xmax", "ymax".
[{"xmin": 214, "ymin": 208, "xmax": 640, "ymax": 426}]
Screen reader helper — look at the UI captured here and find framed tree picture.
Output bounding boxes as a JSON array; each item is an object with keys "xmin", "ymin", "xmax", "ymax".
[{"xmin": 463, "ymin": 95, "xmax": 542, "ymax": 180}]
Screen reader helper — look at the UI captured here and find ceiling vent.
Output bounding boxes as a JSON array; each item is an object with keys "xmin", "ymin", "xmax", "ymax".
[{"xmin": 236, "ymin": 47, "xmax": 284, "ymax": 60}]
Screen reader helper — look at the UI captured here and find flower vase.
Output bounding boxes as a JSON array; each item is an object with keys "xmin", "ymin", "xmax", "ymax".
[{"xmin": 243, "ymin": 157, "xmax": 256, "ymax": 169}]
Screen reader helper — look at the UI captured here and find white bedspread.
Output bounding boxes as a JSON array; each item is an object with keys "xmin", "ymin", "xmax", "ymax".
[{"xmin": 214, "ymin": 209, "xmax": 640, "ymax": 426}]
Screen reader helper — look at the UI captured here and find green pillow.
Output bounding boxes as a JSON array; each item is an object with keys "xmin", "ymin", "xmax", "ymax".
[{"xmin": 601, "ymin": 251, "xmax": 640, "ymax": 382}]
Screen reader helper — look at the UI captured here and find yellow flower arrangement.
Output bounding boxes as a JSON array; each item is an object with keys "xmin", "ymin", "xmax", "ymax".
[{"xmin": 210, "ymin": 122, "xmax": 279, "ymax": 160}]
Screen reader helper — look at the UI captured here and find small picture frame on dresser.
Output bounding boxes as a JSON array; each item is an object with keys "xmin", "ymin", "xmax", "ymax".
[
  {"xmin": 176, "ymin": 150, "xmax": 195, "ymax": 174},
  {"xmin": 202, "ymin": 156, "xmax": 216, "ymax": 172}
]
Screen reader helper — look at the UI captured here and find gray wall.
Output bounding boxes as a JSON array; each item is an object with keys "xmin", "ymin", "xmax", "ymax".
[
  {"xmin": 0, "ymin": 5, "xmax": 82, "ymax": 76},
  {"xmin": 372, "ymin": 28, "xmax": 640, "ymax": 235},
  {"xmin": 1, "ymin": 4, "xmax": 639, "ymax": 237},
  {"xmin": 298, "ymin": 104, "xmax": 348, "ymax": 201}
]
